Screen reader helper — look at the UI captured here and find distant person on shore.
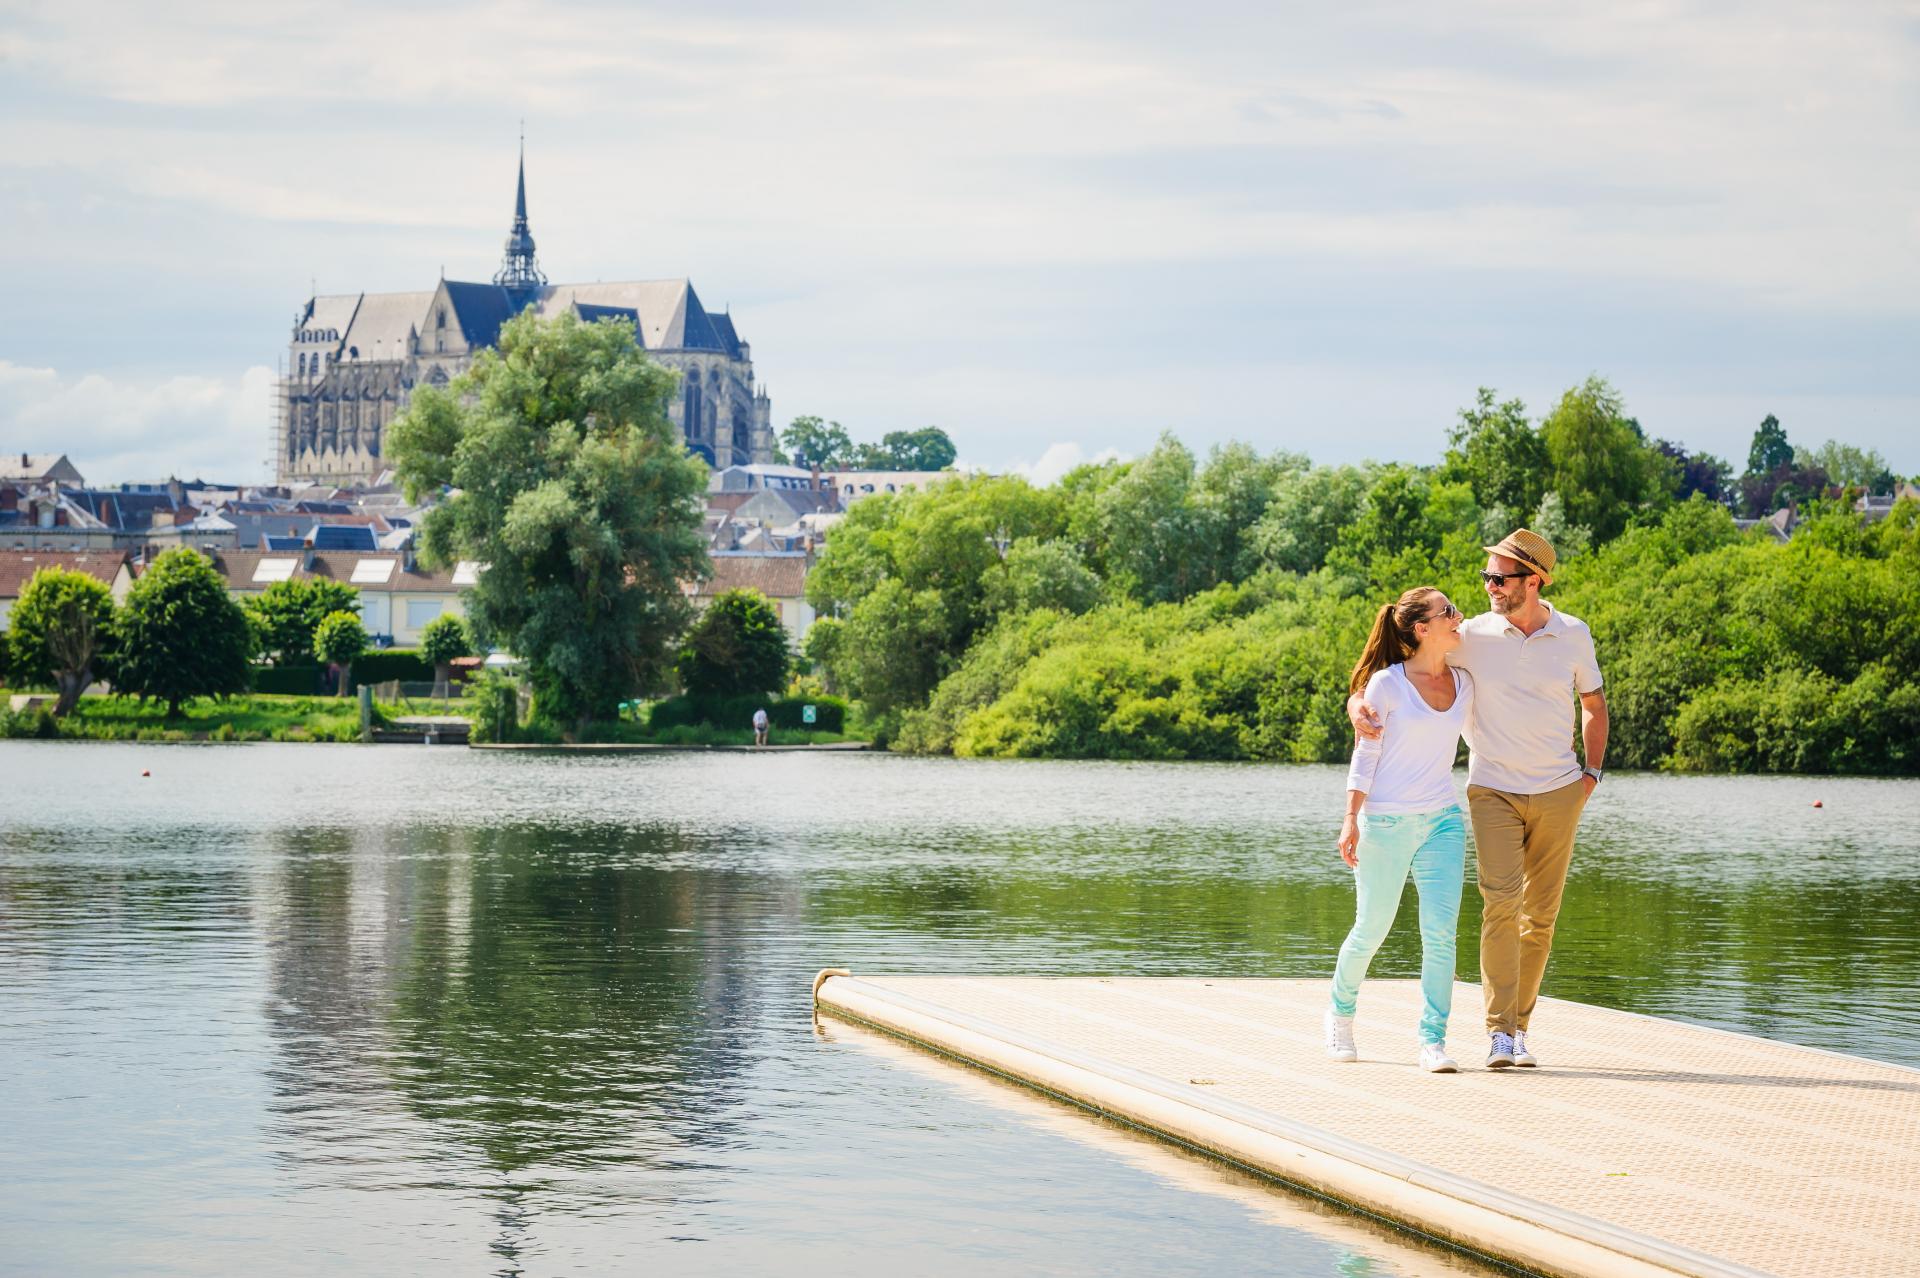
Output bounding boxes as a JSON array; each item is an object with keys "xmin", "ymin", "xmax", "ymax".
[
  {"xmin": 1326, "ymin": 586, "xmax": 1473, "ymax": 1075},
  {"xmin": 752, "ymin": 706, "xmax": 770, "ymax": 746},
  {"xmin": 1348, "ymin": 529, "xmax": 1607, "ymax": 1070}
]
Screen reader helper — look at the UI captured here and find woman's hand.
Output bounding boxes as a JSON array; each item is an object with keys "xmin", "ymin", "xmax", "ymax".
[{"xmin": 1337, "ymin": 813, "xmax": 1360, "ymax": 868}]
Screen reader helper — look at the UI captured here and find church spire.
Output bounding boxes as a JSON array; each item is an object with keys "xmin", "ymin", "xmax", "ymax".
[{"xmin": 494, "ymin": 134, "xmax": 546, "ymax": 296}]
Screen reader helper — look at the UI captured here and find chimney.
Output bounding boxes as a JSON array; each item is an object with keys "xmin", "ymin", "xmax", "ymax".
[{"xmin": 810, "ymin": 461, "xmax": 821, "ymax": 491}]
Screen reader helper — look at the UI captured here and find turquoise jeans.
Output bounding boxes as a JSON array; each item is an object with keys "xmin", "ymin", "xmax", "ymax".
[{"xmin": 1329, "ymin": 805, "xmax": 1466, "ymax": 1045}]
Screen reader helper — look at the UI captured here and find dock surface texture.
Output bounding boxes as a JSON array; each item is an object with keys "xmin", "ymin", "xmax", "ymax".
[{"xmin": 813, "ymin": 974, "xmax": 1920, "ymax": 1278}]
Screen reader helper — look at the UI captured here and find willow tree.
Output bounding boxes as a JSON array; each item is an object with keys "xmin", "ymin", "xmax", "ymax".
[{"xmin": 388, "ymin": 310, "xmax": 710, "ymax": 730}]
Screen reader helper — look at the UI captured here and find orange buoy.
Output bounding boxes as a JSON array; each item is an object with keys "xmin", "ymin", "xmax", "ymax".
[
  {"xmin": 141, "ymin": 770, "xmax": 151, "ymax": 777},
  {"xmin": 1812, "ymin": 799, "xmax": 1823, "ymax": 808}
]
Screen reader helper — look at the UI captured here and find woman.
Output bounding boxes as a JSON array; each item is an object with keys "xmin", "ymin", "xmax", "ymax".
[{"xmin": 1325, "ymin": 586, "xmax": 1472, "ymax": 1073}]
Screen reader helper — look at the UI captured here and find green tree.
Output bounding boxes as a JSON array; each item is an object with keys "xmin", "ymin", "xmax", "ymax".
[
  {"xmin": 113, "ymin": 548, "xmax": 252, "ymax": 717},
  {"xmin": 1095, "ymin": 433, "xmax": 1225, "ymax": 603},
  {"xmin": 1797, "ymin": 440, "xmax": 1894, "ymax": 492},
  {"xmin": 389, "ymin": 310, "xmax": 710, "ymax": 731},
  {"xmin": 1740, "ymin": 460, "xmax": 1830, "ymax": 518},
  {"xmin": 419, "ymin": 614, "xmax": 473, "ymax": 685},
  {"xmin": 781, "ymin": 416, "xmax": 856, "ymax": 467},
  {"xmin": 676, "ymin": 589, "xmax": 791, "ymax": 698},
  {"xmin": 314, "ymin": 610, "xmax": 368, "ymax": 695},
  {"xmin": 1248, "ymin": 464, "xmax": 1372, "ymax": 575},
  {"xmin": 1746, "ymin": 414, "xmax": 1794, "ymax": 476},
  {"xmin": 982, "ymin": 538, "xmax": 1102, "ymax": 616},
  {"xmin": 1330, "ymin": 464, "xmax": 1479, "ymax": 579},
  {"xmin": 8, "ymin": 568, "xmax": 116, "ymax": 716},
  {"xmin": 244, "ymin": 578, "xmax": 360, "ymax": 663},
  {"xmin": 800, "ymin": 616, "xmax": 846, "ymax": 691},
  {"xmin": 1539, "ymin": 376, "xmax": 1677, "ymax": 542},
  {"xmin": 868, "ymin": 426, "xmax": 957, "ymax": 471},
  {"xmin": 1441, "ymin": 387, "xmax": 1551, "ymax": 516},
  {"xmin": 1654, "ymin": 439, "xmax": 1733, "ymax": 505}
]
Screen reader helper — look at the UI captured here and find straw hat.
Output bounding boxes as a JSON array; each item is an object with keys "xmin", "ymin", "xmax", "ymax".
[{"xmin": 1482, "ymin": 527, "xmax": 1557, "ymax": 586}]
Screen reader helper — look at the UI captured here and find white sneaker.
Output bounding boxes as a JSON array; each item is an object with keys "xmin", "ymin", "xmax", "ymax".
[
  {"xmin": 1419, "ymin": 1042, "xmax": 1458, "ymax": 1073},
  {"xmin": 1514, "ymin": 1031, "xmax": 1538, "ymax": 1067},
  {"xmin": 1487, "ymin": 1031, "xmax": 1516, "ymax": 1069},
  {"xmin": 1324, "ymin": 1008, "xmax": 1357, "ymax": 1062}
]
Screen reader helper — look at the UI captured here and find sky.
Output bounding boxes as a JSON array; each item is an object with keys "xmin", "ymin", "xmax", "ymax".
[{"xmin": 1, "ymin": 0, "xmax": 1916, "ymax": 487}]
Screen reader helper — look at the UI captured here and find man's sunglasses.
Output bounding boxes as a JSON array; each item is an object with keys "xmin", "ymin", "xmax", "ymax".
[{"xmin": 1480, "ymin": 570, "xmax": 1534, "ymax": 587}]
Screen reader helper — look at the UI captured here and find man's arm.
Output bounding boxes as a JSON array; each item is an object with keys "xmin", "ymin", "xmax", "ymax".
[
  {"xmin": 1578, "ymin": 689, "xmax": 1608, "ymax": 798},
  {"xmin": 1346, "ymin": 691, "xmax": 1382, "ymax": 740}
]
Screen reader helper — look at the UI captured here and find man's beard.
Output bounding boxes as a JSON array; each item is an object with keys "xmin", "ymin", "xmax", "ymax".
[{"xmin": 1490, "ymin": 591, "xmax": 1515, "ymax": 615}]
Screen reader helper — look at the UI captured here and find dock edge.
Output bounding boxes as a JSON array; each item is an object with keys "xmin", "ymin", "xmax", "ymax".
[{"xmin": 812, "ymin": 971, "xmax": 1772, "ymax": 1278}]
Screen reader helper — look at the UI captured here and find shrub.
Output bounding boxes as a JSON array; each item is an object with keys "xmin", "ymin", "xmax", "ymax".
[
  {"xmin": 347, "ymin": 648, "xmax": 433, "ymax": 688},
  {"xmin": 468, "ymin": 670, "xmax": 524, "ymax": 743},
  {"xmin": 647, "ymin": 693, "xmax": 846, "ymax": 733},
  {"xmin": 676, "ymin": 588, "xmax": 791, "ymax": 698},
  {"xmin": 253, "ymin": 664, "xmax": 328, "ymax": 695}
]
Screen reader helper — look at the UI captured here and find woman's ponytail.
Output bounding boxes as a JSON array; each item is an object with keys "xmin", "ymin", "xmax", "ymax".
[{"xmin": 1348, "ymin": 586, "xmax": 1444, "ymax": 695}]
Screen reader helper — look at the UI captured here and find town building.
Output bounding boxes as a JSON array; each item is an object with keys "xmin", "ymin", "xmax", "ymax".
[
  {"xmin": 1, "ymin": 454, "xmax": 85, "ymax": 487},
  {"xmin": 0, "ymin": 550, "xmax": 134, "ymax": 629},
  {"xmin": 683, "ymin": 551, "xmax": 816, "ymax": 646},
  {"xmin": 275, "ymin": 147, "xmax": 774, "ymax": 486},
  {"xmin": 199, "ymin": 550, "xmax": 473, "ymax": 648}
]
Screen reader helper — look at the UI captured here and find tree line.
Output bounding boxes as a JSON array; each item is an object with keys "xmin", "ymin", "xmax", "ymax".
[
  {"xmin": 801, "ymin": 380, "xmax": 1918, "ymax": 773},
  {"xmin": 3, "ymin": 556, "xmax": 473, "ymax": 717}
]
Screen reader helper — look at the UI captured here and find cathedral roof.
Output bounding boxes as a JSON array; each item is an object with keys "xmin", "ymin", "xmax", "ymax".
[
  {"xmin": 708, "ymin": 312, "xmax": 743, "ymax": 359},
  {"xmin": 339, "ymin": 290, "xmax": 432, "ymax": 361},
  {"xmin": 443, "ymin": 280, "xmax": 522, "ymax": 349},
  {"xmin": 303, "ymin": 294, "xmax": 361, "ymax": 341},
  {"xmin": 535, "ymin": 279, "xmax": 729, "ymax": 352},
  {"xmin": 302, "ymin": 276, "xmax": 742, "ymax": 363}
]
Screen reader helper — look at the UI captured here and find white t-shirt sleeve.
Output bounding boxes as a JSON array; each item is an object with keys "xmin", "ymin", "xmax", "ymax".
[
  {"xmin": 1570, "ymin": 623, "xmax": 1604, "ymax": 694},
  {"xmin": 1344, "ymin": 670, "xmax": 1395, "ymax": 795}
]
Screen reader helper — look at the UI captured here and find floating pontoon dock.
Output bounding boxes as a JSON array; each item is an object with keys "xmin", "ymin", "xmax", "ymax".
[{"xmin": 812, "ymin": 973, "xmax": 1920, "ymax": 1278}]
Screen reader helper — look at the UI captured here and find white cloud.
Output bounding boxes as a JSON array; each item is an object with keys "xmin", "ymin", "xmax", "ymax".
[
  {"xmin": 1001, "ymin": 442, "xmax": 1131, "ymax": 487},
  {"xmin": 0, "ymin": 361, "xmax": 276, "ymax": 486},
  {"xmin": 1, "ymin": 2, "xmax": 1916, "ymax": 476}
]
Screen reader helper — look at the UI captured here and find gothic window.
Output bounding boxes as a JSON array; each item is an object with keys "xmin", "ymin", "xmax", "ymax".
[
  {"xmin": 297, "ymin": 354, "xmax": 306, "ymax": 377},
  {"xmin": 437, "ymin": 310, "xmax": 447, "ymax": 330}
]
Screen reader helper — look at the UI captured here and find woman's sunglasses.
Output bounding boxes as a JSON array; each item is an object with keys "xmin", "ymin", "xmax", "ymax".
[
  {"xmin": 1480, "ymin": 570, "xmax": 1534, "ymax": 588},
  {"xmin": 1424, "ymin": 601, "xmax": 1461, "ymax": 622}
]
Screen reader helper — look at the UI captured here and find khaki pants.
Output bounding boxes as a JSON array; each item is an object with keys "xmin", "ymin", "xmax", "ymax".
[{"xmin": 1467, "ymin": 780, "xmax": 1588, "ymax": 1036}]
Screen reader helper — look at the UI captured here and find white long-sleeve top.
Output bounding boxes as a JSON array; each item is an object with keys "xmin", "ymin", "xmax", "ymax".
[{"xmin": 1345, "ymin": 664, "xmax": 1474, "ymax": 815}]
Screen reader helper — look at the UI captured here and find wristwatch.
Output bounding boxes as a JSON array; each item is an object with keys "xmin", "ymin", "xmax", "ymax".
[{"xmin": 1582, "ymin": 766, "xmax": 1604, "ymax": 784}]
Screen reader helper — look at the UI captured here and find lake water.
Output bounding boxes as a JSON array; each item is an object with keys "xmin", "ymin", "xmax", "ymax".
[{"xmin": 3, "ymin": 742, "xmax": 1917, "ymax": 1275}]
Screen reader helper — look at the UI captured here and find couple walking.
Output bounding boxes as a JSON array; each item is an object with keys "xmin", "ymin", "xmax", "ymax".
[{"xmin": 1325, "ymin": 528, "xmax": 1607, "ymax": 1073}]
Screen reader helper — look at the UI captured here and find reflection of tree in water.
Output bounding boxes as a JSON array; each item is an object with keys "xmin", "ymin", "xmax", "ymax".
[
  {"xmin": 801, "ymin": 827, "xmax": 1920, "ymax": 1055},
  {"xmin": 258, "ymin": 820, "xmax": 759, "ymax": 1267}
]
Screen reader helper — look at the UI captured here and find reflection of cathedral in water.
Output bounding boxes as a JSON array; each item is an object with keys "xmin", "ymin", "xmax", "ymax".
[{"xmin": 274, "ymin": 147, "xmax": 774, "ymax": 485}]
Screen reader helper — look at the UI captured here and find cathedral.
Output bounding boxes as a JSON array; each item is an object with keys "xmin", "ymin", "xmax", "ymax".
[{"xmin": 274, "ymin": 149, "xmax": 774, "ymax": 485}]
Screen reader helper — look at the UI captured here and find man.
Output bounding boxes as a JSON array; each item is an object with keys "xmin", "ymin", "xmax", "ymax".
[
  {"xmin": 1348, "ymin": 528, "xmax": 1607, "ymax": 1070},
  {"xmin": 752, "ymin": 705, "xmax": 770, "ymax": 746}
]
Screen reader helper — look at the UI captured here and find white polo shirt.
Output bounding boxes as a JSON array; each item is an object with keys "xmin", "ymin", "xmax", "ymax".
[{"xmin": 1445, "ymin": 602, "xmax": 1603, "ymax": 795}]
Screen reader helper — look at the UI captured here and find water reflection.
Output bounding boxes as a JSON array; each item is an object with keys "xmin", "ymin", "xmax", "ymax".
[{"xmin": 2, "ymin": 744, "xmax": 1918, "ymax": 1275}]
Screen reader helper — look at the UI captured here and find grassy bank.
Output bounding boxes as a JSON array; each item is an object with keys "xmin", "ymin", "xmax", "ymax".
[
  {"xmin": 502, "ymin": 718, "xmax": 865, "ymax": 747},
  {"xmin": 0, "ymin": 693, "xmax": 390, "ymax": 743}
]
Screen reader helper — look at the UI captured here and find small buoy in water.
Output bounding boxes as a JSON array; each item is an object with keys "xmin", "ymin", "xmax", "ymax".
[
  {"xmin": 141, "ymin": 770, "xmax": 151, "ymax": 777},
  {"xmin": 1812, "ymin": 799, "xmax": 1823, "ymax": 808}
]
